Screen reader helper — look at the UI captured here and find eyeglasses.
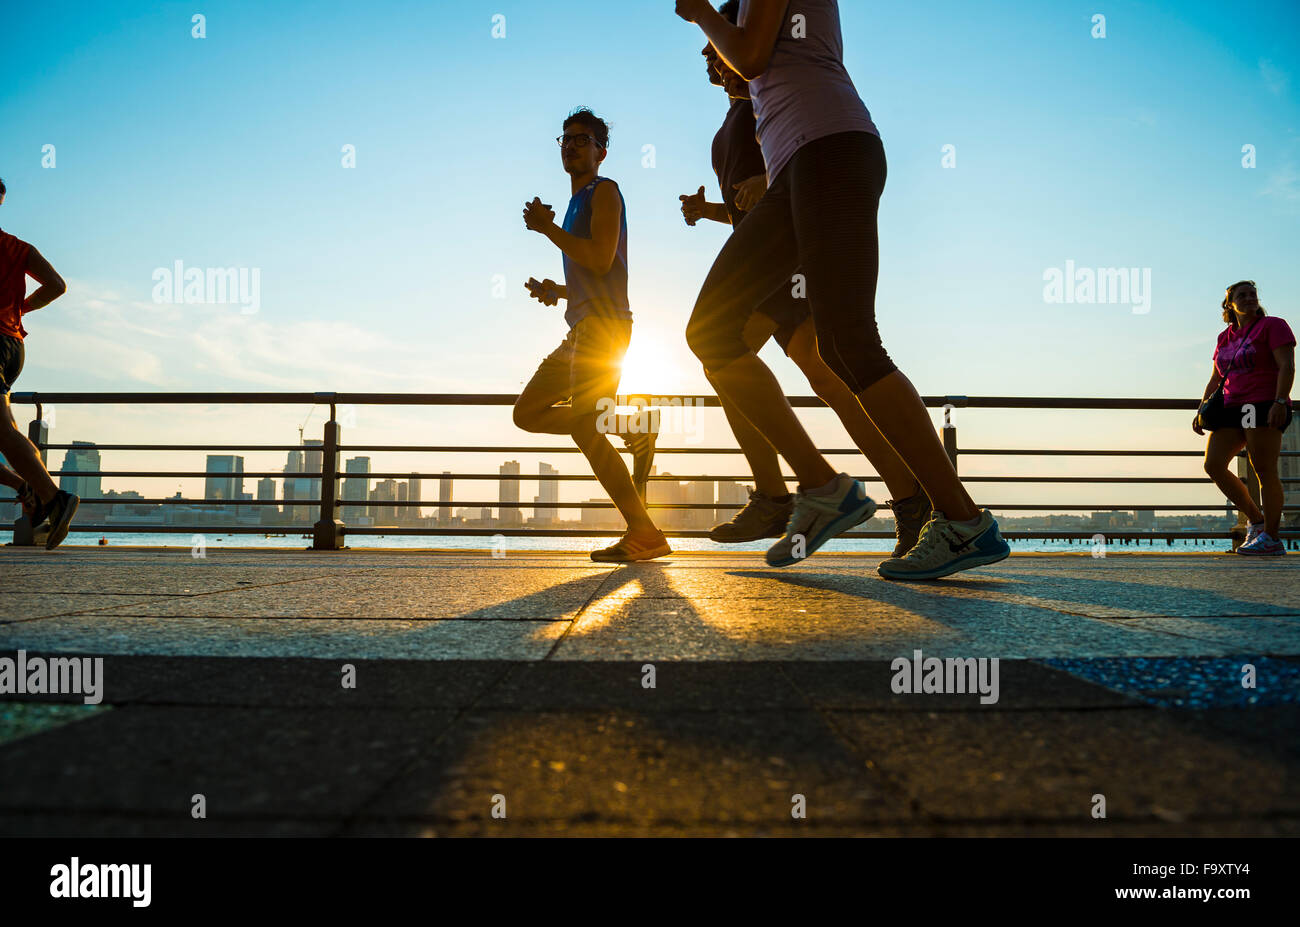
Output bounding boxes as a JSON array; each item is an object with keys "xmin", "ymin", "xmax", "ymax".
[{"xmin": 557, "ymin": 133, "xmax": 603, "ymax": 150}]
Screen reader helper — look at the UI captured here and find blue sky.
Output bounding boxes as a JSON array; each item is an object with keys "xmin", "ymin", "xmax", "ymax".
[{"xmin": 2, "ymin": 0, "xmax": 1297, "ymax": 510}]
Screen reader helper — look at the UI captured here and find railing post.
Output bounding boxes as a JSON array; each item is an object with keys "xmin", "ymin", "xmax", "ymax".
[
  {"xmin": 941, "ymin": 396, "xmax": 963, "ymax": 474},
  {"xmin": 12, "ymin": 409, "xmax": 49, "ymax": 546},
  {"xmin": 943, "ymin": 424, "xmax": 959, "ymax": 473},
  {"xmin": 312, "ymin": 403, "xmax": 344, "ymax": 550}
]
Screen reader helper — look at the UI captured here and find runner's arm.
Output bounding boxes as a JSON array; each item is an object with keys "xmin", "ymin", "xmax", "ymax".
[
  {"xmin": 21, "ymin": 246, "xmax": 67, "ymax": 314},
  {"xmin": 541, "ymin": 181, "xmax": 621, "ymax": 274},
  {"xmin": 1273, "ymin": 345, "xmax": 1295, "ymax": 403},
  {"xmin": 676, "ymin": 0, "xmax": 786, "ymax": 81},
  {"xmin": 701, "ymin": 203, "xmax": 730, "ymax": 224},
  {"xmin": 1199, "ymin": 365, "xmax": 1222, "ymax": 403}
]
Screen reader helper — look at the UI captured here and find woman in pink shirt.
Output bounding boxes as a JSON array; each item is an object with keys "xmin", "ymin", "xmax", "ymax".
[{"xmin": 1194, "ymin": 280, "xmax": 1296, "ymax": 555}]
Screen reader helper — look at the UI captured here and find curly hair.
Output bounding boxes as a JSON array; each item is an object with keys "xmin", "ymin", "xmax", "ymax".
[
  {"xmin": 563, "ymin": 107, "xmax": 610, "ymax": 150},
  {"xmin": 1222, "ymin": 280, "xmax": 1266, "ymax": 326}
]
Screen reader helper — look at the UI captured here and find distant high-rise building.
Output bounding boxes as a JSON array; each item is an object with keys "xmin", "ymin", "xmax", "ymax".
[
  {"xmin": 256, "ymin": 477, "xmax": 277, "ymax": 521},
  {"xmin": 283, "ymin": 449, "xmax": 310, "ymax": 522},
  {"xmin": 580, "ymin": 496, "xmax": 621, "ymax": 530},
  {"xmin": 647, "ymin": 467, "xmax": 685, "ymax": 531},
  {"xmin": 499, "ymin": 460, "xmax": 522, "ymax": 528},
  {"xmin": 716, "ymin": 480, "xmax": 749, "ymax": 527},
  {"xmin": 205, "ymin": 455, "xmax": 245, "ymax": 502},
  {"xmin": 342, "ymin": 457, "xmax": 371, "ymax": 525},
  {"xmin": 59, "ymin": 441, "xmax": 102, "ymax": 500},
  {"xmin": 408, "ymin": 473, "xmax": 422, "ymax": 520},
  {"xmin": 370, "ymin": 479, "xmax": 398, "ymax": 524},
  {"xmin": 439, "ymin": 471, "xmax": 453, "ymax": 527},
  {"xmin": 535, "ymin": 463, "xmax": 559, "ymax": 525},
  {"xmin": 303, "ymin": 438, "xmax": 325, "ymax": 510},
  {"xmin": 684, "ymin": 481, "xmax": 715, "ymax": 531}
]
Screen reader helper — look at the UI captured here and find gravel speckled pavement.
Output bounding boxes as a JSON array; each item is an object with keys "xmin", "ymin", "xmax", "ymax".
[{"xmin": 1, "ymin": 546, "xmax": 1297, "ymax": 836}]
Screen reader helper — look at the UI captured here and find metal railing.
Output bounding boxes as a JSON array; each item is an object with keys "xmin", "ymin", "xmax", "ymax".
[{"xmin": 5, "ymin": 391, "xmax": 1297, "ymax": 548}]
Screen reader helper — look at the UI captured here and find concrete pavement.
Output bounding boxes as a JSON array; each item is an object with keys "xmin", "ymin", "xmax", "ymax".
[{"xmin": 0, "ymin": 547, "xmax": 1296, "ymax": 835}]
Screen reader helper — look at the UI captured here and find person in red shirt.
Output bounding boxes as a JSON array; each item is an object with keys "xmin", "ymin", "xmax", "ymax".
[
  {"xmin": 0, "ymin": 177, "xmax": 80, "ymax": 549},
  {"xmin": 1194, "ymin": 280, "xmax": 1296, "ymax": 555}
]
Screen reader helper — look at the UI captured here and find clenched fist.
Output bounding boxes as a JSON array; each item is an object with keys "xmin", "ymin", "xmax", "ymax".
[
  {"xmin": 523, "ymin": 197, "xmax": 555, "ymax": 233},
  {"xmin": 680, "ymin": 185, "xmax": 707, "ymax": 226}
]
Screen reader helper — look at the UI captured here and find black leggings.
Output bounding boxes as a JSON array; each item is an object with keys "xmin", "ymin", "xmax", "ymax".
[{"xmin": 686, "ymin": 130, "xmax": 894, "ymax": 394}]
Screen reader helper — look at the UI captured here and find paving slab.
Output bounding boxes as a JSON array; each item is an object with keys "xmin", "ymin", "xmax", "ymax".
[
  {"xmin": 0, "ymin": 593, "xmax": 187, "ymax": 623},
  {"xmin": 0, "ymin": 706, "xmax": 459, "ymax": 819},
  {"xmin": 828, "ymin": 709, "xmax": 1300, "ymax": 821},
  {"xmin": 76, "ymin": 566, "xmax": 612, "ymax": 620},
  {"xmin": 779, "ymin": 659, "xmax": 1142, "ymax": 710},
  {"xmin": 356, "ymin": 709, "xmax": 912, "ymax": 827},
  {"xmin": 546, "ymin": 592, "xmax": 1251, "ymax": 661},
  {"xmin": 133, "ymin": 658, "xmax": 515, "ymax": 708},
  {"xmin": 0, "ymin": 653, "xmax": 242, "ymax": 704},
  {"xmin": 0, "ymin": 616, "xmax": 568, "ymax": 660}
]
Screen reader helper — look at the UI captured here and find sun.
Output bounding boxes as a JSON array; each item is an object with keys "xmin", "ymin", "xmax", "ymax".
[{"xmin": 617, "ymin": 331, "xmax": 687, "ymax": 395}]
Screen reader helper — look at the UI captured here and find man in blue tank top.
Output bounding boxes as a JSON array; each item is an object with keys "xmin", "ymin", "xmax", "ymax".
[{"xmin": 515, "ymin": 107, "xmax": 670, "ymax": 562}]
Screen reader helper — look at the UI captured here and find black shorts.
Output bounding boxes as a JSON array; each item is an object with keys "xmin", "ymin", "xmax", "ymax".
[
  {"xmin": 0, "ymin": 335, "xmax": 23, "ymax": 397},
  {"xmin": 1204, "ymin": 400, "xmax": 1293, "ymax": 432},
  {"xmin": 755, "ymin": 287, "xmax": 811, "ymax": 355},
  {"xmin": 686, "ymin": 130, "xmax": 894, "ymax": 392}
]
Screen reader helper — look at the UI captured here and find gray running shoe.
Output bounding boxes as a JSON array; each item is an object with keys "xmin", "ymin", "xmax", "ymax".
[
  {"xmin": 765, "ymin": 474, "xmax": 876, "ymax": 567},
  {"xmin": 877, "ymin": 509, "xmax": 1010, "ymax": 581},
  {"xmin": 709, "ymin": 489, "xmax": 794, "ymax": 543},
  {"xmin": 889, "ymin": 489, "xmax": 933, "ymax": 558}
]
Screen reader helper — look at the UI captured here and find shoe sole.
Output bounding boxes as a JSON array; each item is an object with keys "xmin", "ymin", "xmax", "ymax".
[
  {"xmin": 766, "ymin": 496, "xmax": 877, "ymax": 567},
  {"xmin": 709, "ymin": 518, "xmax": 791, "ymax": 543},
  {"xmin": 877, "ymin": 543, "xmax": 1011, "ymax": 581},
  {"xmin": 709, "ymin": 529, "xmax": 787, "ymax": 543},
  {"xmin": 44, "ymin": 496, "xmax": 80, "ymax": 550},
  {"xmin": 1236, "ymin": 548, "xmax": 1285, "ymax": 556},
  {"xmin": 591, "ymin": 542, "xmax": 672, "ymax": 563}
]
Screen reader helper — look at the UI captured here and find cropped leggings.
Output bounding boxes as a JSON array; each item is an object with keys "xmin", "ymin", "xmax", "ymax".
[{"xmin": 686, "ymin": 130, "xmax": 895, "ymax": 394}]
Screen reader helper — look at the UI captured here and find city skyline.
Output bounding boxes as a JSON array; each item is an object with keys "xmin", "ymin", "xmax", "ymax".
[{"xmin": 6, "ymin": 424, "xmax": 1295, "ymax": 536}]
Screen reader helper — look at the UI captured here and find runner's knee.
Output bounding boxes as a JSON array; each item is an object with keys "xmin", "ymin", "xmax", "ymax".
[
  {"xmin": 512, "ymin": 401, "xmax": 541, "ymax": 433},
  {"xmin": 686, "ymin": 301, "xmax": 747, "ymax": 371}
]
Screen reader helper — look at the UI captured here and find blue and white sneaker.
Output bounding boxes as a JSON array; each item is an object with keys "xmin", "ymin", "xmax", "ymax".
[
  {"xmin": 765, "ymin": 473, "xmax": 876, "ymax": 567},
  {"xmin": 876, "ymin": 509, "xmax": 1010, "ymax": 580},
  {"xmin": 1237, "ymin": 531, "xmax": 1285, "ymax": 556}
]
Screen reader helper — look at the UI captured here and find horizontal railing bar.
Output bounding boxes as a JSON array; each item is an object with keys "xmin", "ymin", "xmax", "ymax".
[
  {"xmin": 2, "ymin": 525, "xmax": 1294, "ymax": 540},
  {"xmin": 9, "ymin": 392, "xmax": 1206, "ymax": 410},
  {"xmin": 39, "ymin": 445, "xmax": 310, "ymax": 452},
  {"xmin": 24, "ymin": 496, "xmax": 1294, "ymax": 512},
  {"xmin": 29, "ymin": 445, "xmax": 1300, "ymax": 460},
  {"xmin": 40, "ymin": 470, "xmax": 1300, "ymax": 485}
]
